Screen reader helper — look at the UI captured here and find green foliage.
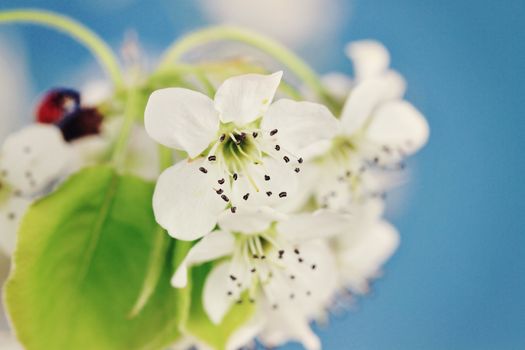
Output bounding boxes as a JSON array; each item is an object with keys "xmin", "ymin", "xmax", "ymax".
[{"xmin": 5, "ymin": 166, "xmax": 183, "ymax": 350}]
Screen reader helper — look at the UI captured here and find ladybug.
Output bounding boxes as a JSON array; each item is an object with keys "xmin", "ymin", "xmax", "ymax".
[{"xmin": 35, "ymin": 88, "xmax": 102, "ymax": 142}]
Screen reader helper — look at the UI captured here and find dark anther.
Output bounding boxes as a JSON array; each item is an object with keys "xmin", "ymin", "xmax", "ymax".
[
  {"xmin": 219, "ymin": 134, "xmax": 226, "ymax": 142},
  {"xmin": 236, "ymin": 300, "xmax": 243, "ymax": 304},
  {"xmin": 218, "ymin": 178, "xmax": 225, "ymax": 185},
  {"xmin": 227, "ymin": 291, "xmax": 233, "ymax": 296},
  {"xmin": 275, "ymin": 145, "xmax": 281, "ymax": 151},
  {"xmin": 208, "ymin": 155, "xmax": 217, "ymax": 161},
  {"xmin": 283, "ymin": 156, "xmax": 290, "ymax": 163},
  {"xmin": 311, "ymin": 264, "xmax": 317, "ymax": 270},
  {"xmin": 289, "ymin": 293, "xmax": 295, "ymax": 299},
  {"xmin": 264, "ymin": 175, "xmax": 270, "ymax": 181},
  {"xmin": 272, "ymin": 304, "xmax": 278, "ymax": 310},
  {"xmin": 230, "ymin": 275, "xmax": 237, "ymax": 281},
  {"xmin": 216, "ymin": 189, "xmax": 224, "ymax": 195},
  {"xmin": 266, "ymin": 191, "xmax": 273, "ymax": 197},
  {"xmin": 252, "ymin": 132, "xmax": 258, "ymax": 138},
  {"xmin": 279, "ymin": 192, "xmax": 287, "ymax": 198},
  {"xmin": 252, "ymin": 254, "xmax": 259, "ymax": 259},
  {"xmin": 243, "ymin": 193, "xmax": 250, "ymax": 200},
  {"xmin": 270, "ymin": 129, "xmax": 278, "ymax": 136},
  {"xmin": 373, "ymin": 157, "xmax": 379, "ymax": 164},
  {"xmin": 294, "ymin": 249, "xmax": 300, "ymax": 255},
  {"xmin": 221, "ymin": 194, "xmax": 230, "ymax": 202},
  {"xmin": 199, "ymin": 167, "xmax": 208, "ymax": 174},
  {"xmin": 298, "ymin": 258, "xmax": 304, "ymax": 263},
  {"xmin": 298, "ymin": 157, "xmax": 303, "ymax": 164},
  {"xmin": 294, "ymin": 168, "xmax": 300, "ymax": 173},
  {"xmin": 233, "ymin": 173, "xmax": 238, "ymax": 181},
  {"xmin": 230, "ymin": 206, "xmax": 237, "ymax": 213},
  {"xmin": 251, "ymin": 268, "xmax": 257, "ymax": 273},
  {"xmin": 290, "ymin": 275, "xmax": 295, "ymax": 280}
]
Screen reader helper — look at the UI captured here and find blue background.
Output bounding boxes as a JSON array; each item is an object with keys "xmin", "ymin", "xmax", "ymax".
[{"xmin": 1, "ymin": 0, "xmax": 524, "ymax": 349}]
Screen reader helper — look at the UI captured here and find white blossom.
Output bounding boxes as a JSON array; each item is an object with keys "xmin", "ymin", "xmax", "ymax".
[
  {"xmin": 333, "ymin": 199, "xmax": 400, "ymax": 293},
  {"xmin": 0, "ymin": 124, "xmax": 71, "ymax": 255},
  {"xmin": 145, "ymin": 72, "xmax": 338, "ymax": 240},
  {"xmin": 172, "ymin": 207, "xmax": 351, "ymax": 349},
  {"xmin": 312, "ymin": 41, "xmax": 429, "ymax": 210}
]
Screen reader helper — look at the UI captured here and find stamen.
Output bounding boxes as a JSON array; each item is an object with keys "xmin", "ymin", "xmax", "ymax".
[
  {"xmin": 283, "ymin": 156, "xmax": 290, "ymax": 163},
  {"xmin": 294, "ymin": 168, "xmax": 300, "ymax": 173},
  {"xmin": 230, "ymin": 206, "xmax": 237, "ymax": 213},
  {"xmin": 275, "ymin": 145, "xmax": 281, "ymax": 151},
  {"xmin": 279, "ymin": 192, "xmax": 287, "ymax": 198},
  {"xmin": 221, "ymin": 194, "xmax": 229, "ymax": 202},
  {"xmin": 199, "ymin": 167, "xmax": 208, "ymax": 174},
  {"xmin": 208, "ymin": 155, "xmax": 216, "ymax": 161},
  {"xmin": 243, "ymin": 193, "xmax": 250, "ymax": 200},
  {"xmin": 219, "ymin": 134, "xmax": 226, "ymax": 142},
  {"xmin": 218, "ymin": 178, "xmax": 225, "ymax": 185},
  {"xmin": 216, "ymin": 189, "xmax": 223, "ymax": 194},
  {"xmin": 298, "ymin": 157, "xmax": 303, "ymax": 164},
  {"xmin": 264, "ymin": 175, "xmax": 270, "ymax": 181},
  {"xmin": 266, "ymin": 191, "xmax": 272, "ymax": 197},
  {"xmin": 252, "ymin": 132, "xmax": 258, "ymax": 138},
  {"xmin": 270, "ymin": 129, "xmax": 278, "ymax": 136}
]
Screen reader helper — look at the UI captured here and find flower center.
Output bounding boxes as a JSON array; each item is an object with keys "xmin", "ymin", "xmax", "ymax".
[{"xmin": 225, "ymin": 230, "xmax": 318, "ymax": 307}]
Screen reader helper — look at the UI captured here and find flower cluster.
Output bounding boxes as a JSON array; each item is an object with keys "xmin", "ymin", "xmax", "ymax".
[
  {"xmin": 0, "ymin": 12, "xmax": 428, "ymax": 348},
  {"xmin": 144, "ymin": 40, "xmax": 428, "ymax": 349}
]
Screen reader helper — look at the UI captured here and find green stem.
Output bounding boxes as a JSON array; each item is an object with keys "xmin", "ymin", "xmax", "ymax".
[
  {"xmin": 0, "ymin": 9, "xmax": 123, "ymax": 88},
  {"xmin": 111, "ymin": 88, "xmax": 138, "ymax": 167},
  {"xmin": 158, "ymin": 26, "xmax": 336, "ymax": 108}
]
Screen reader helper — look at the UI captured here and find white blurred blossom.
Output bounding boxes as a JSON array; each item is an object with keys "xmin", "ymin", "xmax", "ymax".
[{"xmin": 198, "ymin": 0, "xmax": 347, "ymax": 48}]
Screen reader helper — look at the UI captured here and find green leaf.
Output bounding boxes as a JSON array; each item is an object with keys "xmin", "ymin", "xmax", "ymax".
[
  {"xmin": 5, "ymin": 166, "xmax": 183, "ymax": 350},
  {"xmin": 181, "ymin": 263, "xmax": 256, "ymax": 350}
]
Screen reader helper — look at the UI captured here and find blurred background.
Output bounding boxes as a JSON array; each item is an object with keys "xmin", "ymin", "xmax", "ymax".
[{"xmin": 1, "ymin": 0, "xmax": 524, "ymax": 349}]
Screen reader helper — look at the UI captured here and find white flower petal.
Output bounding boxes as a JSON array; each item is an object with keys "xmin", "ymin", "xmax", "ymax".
[
  {"xmin": 0, "ymin": 332, "xmax": 23, "ymax": 350},
  {"xmin": 338, "ymin": 220, "xmax": 400, "ymax": 293},
  {"xmin": 259, "ymin": 305, "xmax": 321, "ymax": 350},
  {"xmin": 0, "ymin": 195, "xmax": 31, "ymax": 256},
  {"xmin": 339, "ymin": 78, "xmax": 393, "ymax": 135},
  {"xmin": 261, "ymin": 99, "xmax": 338, "ymax": 156},
  {"xmin": 153, "ymin": 159, "xmax": 225, "ymax": 241},
  {"xmin": 229, "ymin": 158, "xmax": 298, "ymax": 210},
  {"xmin": 171, "ymin": 230, "xmax": 235, "ymax": 288},
  {"xmin": 381, "ymin": 70, "xmax": 407, "ymax": 100},
  {"xmin": 277, "ymin": 210, "xmax": 352, "ymax": 242},
  {"xmin": 203, "ymin": 261, "xmax": 236, "ymax": 324},
  {"xmin": 321, "ymin": 72, "xmax": 353, "ymax": 101},
  {"xmin": 214, "ymin": 71, "xmax": 282, "ymax": 125},
  {"xmin": 145, "ymin": 88, "xmax": 219, "ymax": 158},
  {"xmin": 366, "ymin": 100, "xmax": 429, "ymax": 155},
  {"xmin": 345, "ymin": 40, "xmax": 390, "ymax": 81},
  {"xmin": 218, "ymin": 206, "xmax": 285, "ymax": 234},
  {"xmin": 0, "ymin": 124, "xmax": 71, "ymax": 196}
]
